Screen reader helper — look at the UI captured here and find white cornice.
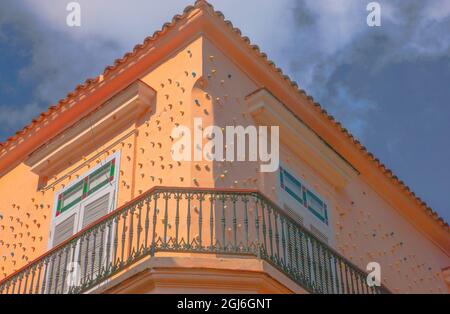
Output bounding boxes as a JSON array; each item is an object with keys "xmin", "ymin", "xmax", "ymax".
[
  {"xmin": 246, "ymin": 88, "xmax": 358, "ymax": 189},
  {"xmin": 26, "ymin": 80, "xmax": 155, "ymax": 178}
]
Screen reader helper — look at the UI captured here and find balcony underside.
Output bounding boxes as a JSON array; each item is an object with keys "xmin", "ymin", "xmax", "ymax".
[{"xmin": 88, "ymin": 252, "xmax": 306, "ymax": 294}]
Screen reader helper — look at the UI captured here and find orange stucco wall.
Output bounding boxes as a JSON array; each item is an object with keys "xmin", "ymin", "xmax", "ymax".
[
  {"xmin": 196, "ymin": 38, "xmax": 449, "ymax": 293},
  {"xmin": 0, "ymin": 30, "xmax": 448, "ymax": 294},
  {"xmin": 0, "ymin": 36, "xmax": 201, "ymax": 282}
]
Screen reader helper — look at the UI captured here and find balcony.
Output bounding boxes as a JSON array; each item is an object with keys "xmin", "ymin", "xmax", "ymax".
[{"xmin": 0, "ymin": 186, "xmax": 390, "ymax": 294}]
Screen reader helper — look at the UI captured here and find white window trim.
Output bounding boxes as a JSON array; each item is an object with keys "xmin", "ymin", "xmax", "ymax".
[
  {"xmin": 279, "ymin": 164, "xmax": 329, "ymax": 223},
  {"xmin": 277, "ymin": 162, "xmax": 336, "ymax": 247},
  {"xmin": 48, "ymin": 151, "xmax": 121, "ymax": 249}
]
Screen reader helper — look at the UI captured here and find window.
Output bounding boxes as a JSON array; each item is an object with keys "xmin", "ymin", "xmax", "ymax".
[
  {"xmin": 309, "ymin": 224, "xmax": 328, "ymax": 244},
  {"xmin": 279, "ymin": 167, "xmax": 328, "ymax": 225},
  {"xmin": 56, "ymin": 181, "xmax": 83, "ymax": 216},
  {"xmin": 280, "ymin": 168, "xmax": 304, "ymax": 205},
  {"xmin": 47, "ymin": 154, "xmax": 119, "ymax": 293},
  {"xmin": 55, "ymin": 159, "xmax": 116, "ymax": 217},
  {"xmin": 51, "ymin": 153, "xmax": 119, "ymax": 247},
  {"xmin": 306, "ymin": 189, "xmax": 328, "ymax": 224}
]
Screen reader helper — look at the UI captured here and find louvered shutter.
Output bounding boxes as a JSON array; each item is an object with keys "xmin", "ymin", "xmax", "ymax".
[
  {"xmin": 309, "ymin": 225, "xmax": 328, "ymax": 244},
  {"xmin": 48, "ymin": 213, "xmax": 77, "ymax": 293},
  {"xmin": 82, "ymin": 193, "xmax": 110, "ymax": 226},
  {"xmin": 283, "ymin": 205, "xmax": 305, "ymax": 272},
  {"xmin": 79, "ymin": 193, "xmax": 110, "ymax": 283},
  {"xmin": 53, "ymin": 213, "xmax": 76, "ymax": 246},
  {"xmin": 309, "ymin": 225, "xmax": 337, "ymax": 291},
  {"xmin": 286, "ymin": 224, "xmax": 310, "ymax": 281}
]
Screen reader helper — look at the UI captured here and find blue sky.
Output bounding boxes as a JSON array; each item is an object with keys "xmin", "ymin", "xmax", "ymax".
[{"xmin": 0, "ymin": 0, "xmax": 449, "ymax": 222}]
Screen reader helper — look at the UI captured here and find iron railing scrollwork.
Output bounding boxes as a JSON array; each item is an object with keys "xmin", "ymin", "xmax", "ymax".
[{"xmin": 0, "ymin": 187, "xmax": 390, "ymax": 294}]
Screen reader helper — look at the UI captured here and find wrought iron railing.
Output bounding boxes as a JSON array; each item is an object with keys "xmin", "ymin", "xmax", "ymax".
[{"xmin": 0, "ymin": 186, "xmax": 390, "ymax": 294}]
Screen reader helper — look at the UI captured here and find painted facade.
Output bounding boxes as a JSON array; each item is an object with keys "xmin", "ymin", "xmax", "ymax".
[{"xmin": 0, "ymin": 1, "xmax": 448, "ymax": 294}]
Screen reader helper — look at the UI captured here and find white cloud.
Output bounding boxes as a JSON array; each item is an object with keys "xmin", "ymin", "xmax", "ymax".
[
  {"xmin": 423, "ymin": 0, "xmax": 450, "ymax": 22},
  {"xmin": 300, "ymin": 0, "xmax": 365, "ymax": 54},
  {"xmin": 20, "ymin": 0, "xmax": 294, "ymax": 61}
]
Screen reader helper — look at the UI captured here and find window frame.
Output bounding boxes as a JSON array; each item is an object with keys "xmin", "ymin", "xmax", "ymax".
[
  {"xmin": 49, "ymin": 151, "xmax": 121, "ymax": 249},
  {"xmin": 279, "ymin": 166, "xmax": 329, "ymax": 225},
  {"xmin": 55, "ymin": 157, "xmax": 116, "ymax": 218}
]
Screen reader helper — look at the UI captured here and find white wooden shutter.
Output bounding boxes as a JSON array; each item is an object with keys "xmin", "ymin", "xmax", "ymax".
[
  {"xmin": 79, "ymin": 193, "xmax": 110, "ymax": 282},
  {"xmin": 53, "ymin": 213, "xmax": 77, "ymax": 246},
  {"xmin": 49, "ymin": 213, "xmax": 77, "ymax": 293},
  {"xmin": 309, "ymin": 225, "xmax": 328, "ymax": 244},
  {"xmin": 82, "ymin": 193, "xmax": 110, "ymax": 227}
]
